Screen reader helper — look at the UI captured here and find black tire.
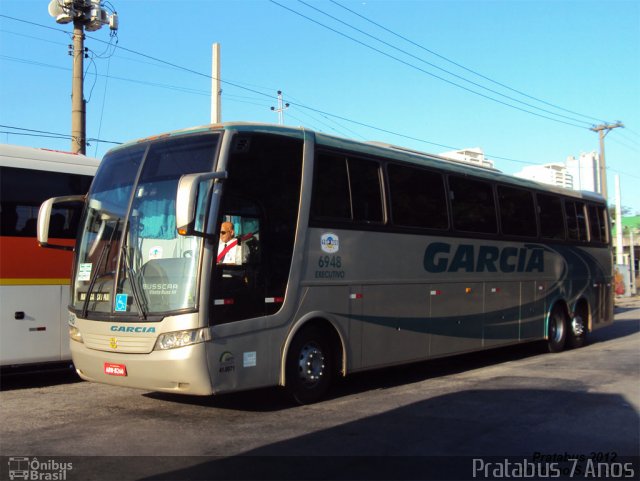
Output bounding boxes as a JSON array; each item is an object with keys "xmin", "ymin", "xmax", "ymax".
[
  {"xmin": 547, "ymin": 305, "xmax": 568, "ymax": 353},
  {"xmin": 567, "ymin": 314, "xmax": 587, "ymax": 349},
  {"xmin": 286, "ymin": 326, "xmax": 334, "ymax": 405}
]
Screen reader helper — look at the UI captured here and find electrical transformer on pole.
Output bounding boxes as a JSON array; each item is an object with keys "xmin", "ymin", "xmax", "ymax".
[{"xmin": 48, "ymin": 0, "xmax": 118, "ymax": 154}]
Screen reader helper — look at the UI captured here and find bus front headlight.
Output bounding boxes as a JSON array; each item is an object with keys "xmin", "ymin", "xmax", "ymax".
[
  {"xmin": 154, "ymin": 328, "xmax": 211, "ymax": 351},
  {"xmin": 69, "ymin": 325, "xmax": 83, "ymax": 343}
]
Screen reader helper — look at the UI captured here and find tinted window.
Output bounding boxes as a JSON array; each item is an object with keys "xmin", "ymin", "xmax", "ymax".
[
  {"xmin": 226, "ymin": 134, "xmax": 303, "ymax": 291},
  {"xmin": 311, "ymin": 152, "xmax": 384, "ymax": 224},
  {"xmin": 566, "ymin": 201, "xmax": 587, "ymax": 242},
  {"xmin": 348, "ymin": 157, "xmax": 383, "ymax": 223},
  {"xmin": 388, "ymin": 163, "xmax": 448, "ymax": 229},
  {"xmin": 537, "ymin": 194, "xmax": 565, "ymax": 240},
  {"xmin": 449, "ymin": 176, "xmax": 497, "ymax": 233},
  {"xmin": 587, "ymin": 204, "xmax": 608, "ymax": 244},
  {"xmin": 216, "ymin": 133, "xmax": 304, "ymax": 322},
  {"xmin": 0, "ymin": 166, "xmax": 93, "ymax": 238},
  {"xmin": 310, "ymin": 153, "xmax": 350, "ymax": 220},
  {"xmin": 497, "ymin": 185, "xmax": 537, "ymax": 237}
]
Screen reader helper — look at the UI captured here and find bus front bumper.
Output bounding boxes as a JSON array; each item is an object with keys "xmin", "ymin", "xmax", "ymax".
[{"xmin": 71, "ymin": 340, "xmax": 214, "ymax": 395}]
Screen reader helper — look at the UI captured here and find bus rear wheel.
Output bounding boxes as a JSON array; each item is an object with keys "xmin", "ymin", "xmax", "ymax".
[
  {"xmin": 547, "ymin": 305, "xmax": 568, "ymax": 353},
  {"xmin": 286, "ymin": 326, "xmax": 334, "ymax": 405},
  {"xmin": 567, "ymin": 314, "xmax": 587, "ymax": 349}
]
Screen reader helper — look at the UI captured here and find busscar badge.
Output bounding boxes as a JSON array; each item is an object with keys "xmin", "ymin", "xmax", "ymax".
[{"xmin": 320, "ymin": 232, "xmax": 339, "ymax": 254}]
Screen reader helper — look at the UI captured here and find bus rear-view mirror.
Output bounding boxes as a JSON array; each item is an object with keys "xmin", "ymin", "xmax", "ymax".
[
  {"xmin": 37, "ymin": 195, "xmax": 85, "ymax": 250},
  {"xmin": 176, "ymin": 171, "xmax": 227, "ymax": 236}
]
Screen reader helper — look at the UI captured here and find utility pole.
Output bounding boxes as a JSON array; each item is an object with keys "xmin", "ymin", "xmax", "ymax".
[
  {"xmin": 591, "ymin": 121, "xmax": 623, "ymax": 200},
  {"xmin": 270, "ymin": 90, "xmax": 289, "ymax": 125},
  {"xmin": 48, "ymin": 0, "xmax": 118, "ymax": 154},
  {"xmin": 211, "ymin": 43, "xmax": 221, "ymax": 124},
  {"xmin": 630, "ymin": 228, "xmax": 637, "ymax": 295},
  {"xmin": 71, "ymin": 19, "xmax": 86, "ymax": 154},
  {"xmin": 615, "ymin": 175, "xmax": 624, "ymax": 266}
]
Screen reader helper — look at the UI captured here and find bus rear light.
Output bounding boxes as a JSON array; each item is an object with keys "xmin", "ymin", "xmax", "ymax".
[{"xmin": 154, "ymin": 328, "xmax": 211, "ymax": 351}]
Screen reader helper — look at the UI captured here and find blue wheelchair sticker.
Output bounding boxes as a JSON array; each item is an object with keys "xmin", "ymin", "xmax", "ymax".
[{"xmin": 115, "ymin": 294, "xmax": 128, "ymax": 312}]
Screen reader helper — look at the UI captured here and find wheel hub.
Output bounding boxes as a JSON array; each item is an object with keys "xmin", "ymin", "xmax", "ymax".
[
  {"xmin": 571, "ymin": 316, "xmax": 584, "ymax": 337},
  {"xmin": 298, "ymin": 343, "xmax": 325, "ymax": 386}
]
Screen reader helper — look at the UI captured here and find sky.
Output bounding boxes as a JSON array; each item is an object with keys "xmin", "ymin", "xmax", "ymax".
[{"xmin": 1, "ymin": 0, "xmax": 639, "ymax": 214}]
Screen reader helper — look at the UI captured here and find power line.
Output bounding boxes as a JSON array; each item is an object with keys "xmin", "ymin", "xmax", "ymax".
[
  {"xmin": 1, "ymin": 14, "xmax": 363, "ymax": 139},
  {"xmin": 609, "ymin": 136, "xmax": 640, "ymax": 154},
  {"xmin": 268, "ymin": 1, "xmax": 591, "ymax": 130},
  {"xmin": 0, "ymin": 53, "xmax": 550, "ymax": 166},
  {"xmin": 1, "ymin": 54, "xmax": 211, "ymax": 95},
  {"xmin": 328, "ymin": 0, "xmax": 608, "ymax": 125},
  {"xmin": 2, "ymin": 53, "xmax": 292, "ymax": 113},
  {"xmin": 0, "ymin": 11, "xmax": 593, "ymax": 131},
  {"xmin": 0, "ymin": 28, "xmax": 68, "ymax": 46},
  {"xmin": 0, "ymin": 12, "xmax": 620, "ymax": 172},
  {"xmin": 296, "ymin": 0, "xmax": 594, "ymax": 127},
  {"xmin": 0, "ymin": 124, "xmax": 121, "ymax": 145},
  {"xmin": 2, "ymin": 10, "xmax": 595, "ymax": 130},
  {"xmin": 0, "ymin": 13, "xmax": 71, "ymax": 35},
  {"xmin": 617, "ymin": 130, "xmax": 640, "ymax": 147}
]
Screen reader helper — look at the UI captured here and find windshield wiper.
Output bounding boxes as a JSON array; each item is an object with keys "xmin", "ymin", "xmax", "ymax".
[
  {"xmin": 121, "ymin": 244, "xmax": 148, "ymax": 320},
  {"xmin": 82, "ymin": 218, "xmax": 120, "ymax": 318}
]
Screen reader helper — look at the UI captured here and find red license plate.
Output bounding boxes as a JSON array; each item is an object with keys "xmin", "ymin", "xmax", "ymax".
[{"xmin": 104, "ymin": 362, "xmax": 127, "ymax": 376}]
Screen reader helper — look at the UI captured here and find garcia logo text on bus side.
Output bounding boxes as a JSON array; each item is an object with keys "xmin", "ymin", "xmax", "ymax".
[{"xmin": 423, "ymin": 242, "xmax": 544, "ymax": 273}]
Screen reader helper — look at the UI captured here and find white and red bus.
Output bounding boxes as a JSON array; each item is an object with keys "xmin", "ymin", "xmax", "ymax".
[{"xmin": 0, "ymin": 144, "xmax": 99, "ymax": 368}]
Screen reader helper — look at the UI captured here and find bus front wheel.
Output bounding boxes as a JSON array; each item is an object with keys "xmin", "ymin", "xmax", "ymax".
[
  {"xmin": 286, "ymin": 326, "xmax": 334, "ymax": 404},
  {"xmin": 547, "ymin": 305, "xmax": 568, "ymax": 353}
]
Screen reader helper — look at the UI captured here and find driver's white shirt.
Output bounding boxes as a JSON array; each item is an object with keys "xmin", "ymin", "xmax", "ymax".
[{"xmin": 217, "ymin": 240, "xmax": 241, "ymax": 264}]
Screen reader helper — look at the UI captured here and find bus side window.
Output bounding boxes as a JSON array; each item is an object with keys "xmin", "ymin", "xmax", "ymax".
[
  {"xmin": 346, "ymin": 157, "xmax": 384, "ymax": 224},
  {"xmin": 0, "ymin": 166, "xmax": 91, "ymax": 238},
  {"xmin": 587, "ymin": 204, "xmax": 609, "ymax": 244},
  {"xmin": 537, "ymin": 193, "xmax": 565, "ymax": 240},
  {"xmin": 497, "ymin": 185, "xmax": 537, "ymax": 237},
  {"xmin": 212, "ymin": 133, "xmax": 303, "ymax": 323},
  {"xmin": 388, "ymin": 163, "xmax": 448, "ymax": 230},
  {"xmin": 448, "ymin": 175, "xmax": 497, "ymax": 234},
  {"xmin": 311, "ymin": 153, "xmax": 351, "ymax": 220},
  {"xmin": 310, "ymin": 152, "xmax": 384, "ymax": 225},
  {"xmin": 566, "ymin": 201, "xmax": 587, "ymax": 242}
]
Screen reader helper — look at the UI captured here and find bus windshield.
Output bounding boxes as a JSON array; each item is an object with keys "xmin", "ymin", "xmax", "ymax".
[{"xmin": 72, "ymin": 134, "xmax": 219, "ymax": 318}]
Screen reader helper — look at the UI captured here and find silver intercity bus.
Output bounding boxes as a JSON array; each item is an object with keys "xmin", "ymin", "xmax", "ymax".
[{"xmin": 37, "ymin": 123, "xmax": 613, "ymax": 403}]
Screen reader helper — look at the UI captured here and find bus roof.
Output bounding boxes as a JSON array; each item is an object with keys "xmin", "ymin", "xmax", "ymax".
[
  {"xmin": 108, "ymin": 122, "xmax": 606, "ymax": 205},
  {"xmin": 0, "ymin": 143, "xmax": 100, "ymax": 176}
]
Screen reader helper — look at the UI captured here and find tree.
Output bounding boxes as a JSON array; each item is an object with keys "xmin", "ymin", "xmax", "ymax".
[{"xmin": 609, "ymin": 205, "xmax": 633, "ymax": 225}]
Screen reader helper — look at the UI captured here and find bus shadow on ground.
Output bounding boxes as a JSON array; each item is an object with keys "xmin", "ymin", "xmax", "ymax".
[
  {"xmin": 136, "ymin": 386, "xmax": 640, "ymax": 480},
  {"xmin": 589, "ymin": 316, "xmax": 639, "ymax": 344},
  {"xmin": 614, "ymin": 305, "xmax": 638, "ymax": 315},
  {"xmin": 145, "ymin": 317, "xmax": 638, "ymax": 412},
  {"xmin": 0, "ymin": 362, "xmax": 80, "ymax": 391},
  {"xmin": 144, "ymin": 342, "xmax": 548, "ymax": 412}
]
